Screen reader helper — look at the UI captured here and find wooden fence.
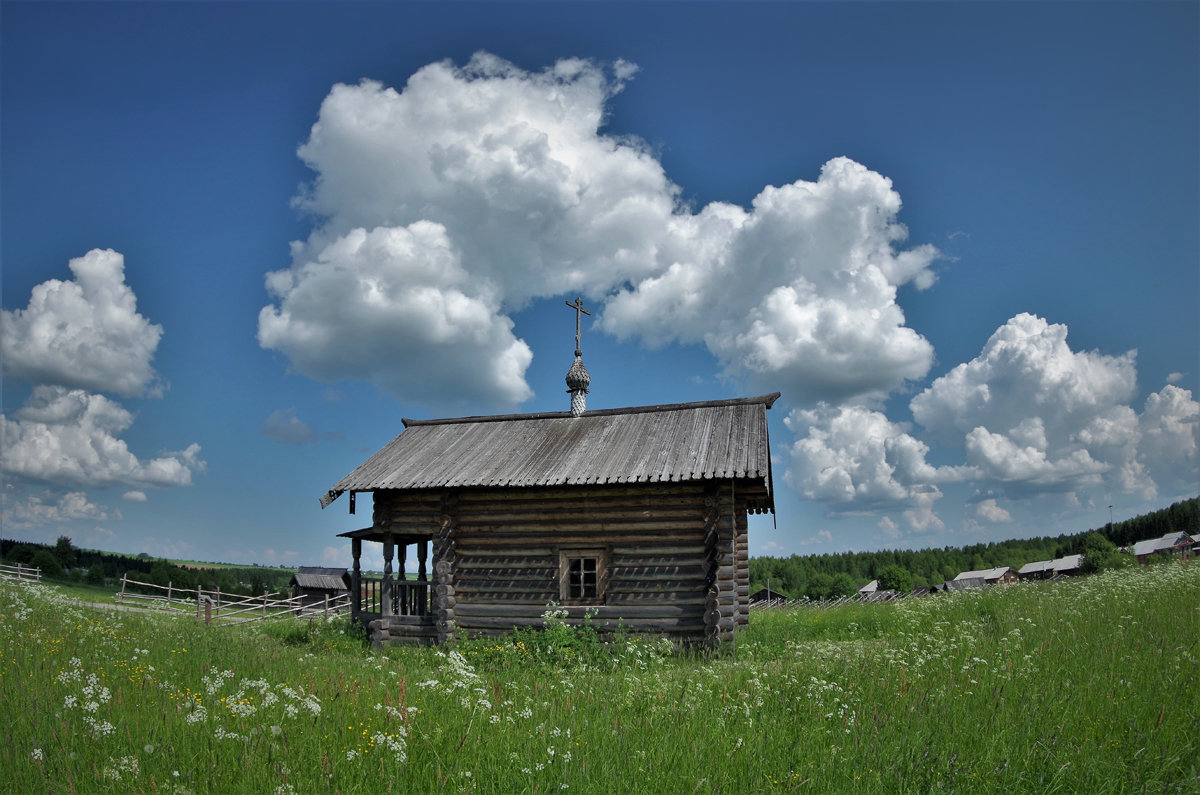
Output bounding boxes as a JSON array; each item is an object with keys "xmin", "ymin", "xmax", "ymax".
[
  {"xmin": 0, "ymin": 561, "xmax": 41, "ymax": 585},
  {"xmin": 749, "ymin": 592, "xmax": 905, "ymax": 610},
  {"xmin": 116, "ymin": 574, "xmax": 351, "ymax": 626}
]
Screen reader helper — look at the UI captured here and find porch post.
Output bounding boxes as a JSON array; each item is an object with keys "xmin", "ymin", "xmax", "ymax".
[
  {"xmin": 382, "ymin": 536, "xmax": 394, "ymax": 617},
  {"xmin": 396, "ymin": 543, "xmax": 408, "ymax": 615},
  {"xmin": 417, "ymin": 539, "xmax": 429, "ymax": 581},
  {"xmin": 351, "ymin": 537, "xmax": 362, "ymax": 620}
]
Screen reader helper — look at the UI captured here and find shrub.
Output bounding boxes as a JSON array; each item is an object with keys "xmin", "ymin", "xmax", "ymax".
[{"xmin": 30, "ymin": 549, "xmax": 62, "ymax": 578}]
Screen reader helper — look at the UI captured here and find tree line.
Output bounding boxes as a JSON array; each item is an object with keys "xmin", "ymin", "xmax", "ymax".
[
  {"xmin": 0, "ymin": 537, "xmax": 296, "ymax": 597},
  {"xmin": 750, "ymin": 497, "xmax": 1199, "ymax": 600}
]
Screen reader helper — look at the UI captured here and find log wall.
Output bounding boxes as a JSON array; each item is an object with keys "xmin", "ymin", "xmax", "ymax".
[{"xmin": 372, "ymin": 480, "xmax": 760, "ymax": 645}]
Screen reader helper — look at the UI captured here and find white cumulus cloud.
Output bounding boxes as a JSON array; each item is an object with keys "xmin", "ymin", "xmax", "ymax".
[
  {"xmin": 261, "ymin": 53, "xmax": 939, "ymax": 409},
  {"xmin": 788, "ymin": 313, "xmax": 1198, "ymax": 527},
  {"xmin": 0, "ymin": 386, "xmax": 204, "ymax": 489},
  {"xmin": 0, "ymin": 490, "xmax": 114, "ymax": 530},
  {"xmin": 784, "ymin": 403, "xmax": 970, "ymax": 515},
  {"xmin": 1138, "ymin": 384, "xmax": 1200, "ymax": 495},
  {"xmin": 1, "ymin": 249, "xmax": 163, "ymax": 398},
  {"xmin": 973, "ymin": 498, "xmax": 1012, "ymax": 523},
  {"xmin": 910, "ymin": 313, "xmax": 1146, "ymax": 496},
  {"xmin": 604, "ymin": 157, "xmax": 939, "ymax": 402}
]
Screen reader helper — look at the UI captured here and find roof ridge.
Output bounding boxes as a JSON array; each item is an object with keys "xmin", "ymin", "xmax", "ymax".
[{"xmin": 401, "ymin": 392, "xmax": 781, "ymax": 427}]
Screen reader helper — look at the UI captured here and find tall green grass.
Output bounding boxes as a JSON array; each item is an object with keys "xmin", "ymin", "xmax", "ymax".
[{"xmin": 2, "ymin": 563, "xmax": 1196, "ymax": 793}]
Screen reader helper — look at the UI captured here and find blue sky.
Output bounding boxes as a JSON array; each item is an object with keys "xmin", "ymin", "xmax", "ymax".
[{"xmin": 2, "ymin": 1, "xmax": 1197, "ymax": 569}]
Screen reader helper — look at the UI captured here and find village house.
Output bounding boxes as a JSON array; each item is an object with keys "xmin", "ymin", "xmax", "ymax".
[
  {"xmin": 321, "ymin": 300, "xmax": 778, "ymax": 648},
  {"xmin": 1016, "ymin": 554, "xmax": 1083, "ymax": 581},
  {"xmin": 952, "ymin": 566, "xmax": 1017, "ymax": 587},
  {"xmin": 1128, "ymin": 531, "xmax": 1194, "ymax": 563}
]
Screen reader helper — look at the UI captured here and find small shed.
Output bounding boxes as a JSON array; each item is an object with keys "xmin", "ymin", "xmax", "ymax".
[
  {"xmin": 290, "ymin": 566, "xmax": 350, "ymax": 607},
  {"xmin": 749, "ymin": 587, "xmax": 788, "ymax": 604}
]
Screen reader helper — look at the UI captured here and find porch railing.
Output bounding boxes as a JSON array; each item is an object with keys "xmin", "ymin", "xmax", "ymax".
[{"xmin": 357, "ymin": 578, "xmax": 431, "ymax": 617}]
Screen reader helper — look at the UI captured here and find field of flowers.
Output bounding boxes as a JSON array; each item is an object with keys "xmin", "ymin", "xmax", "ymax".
[{"xmin": 2, "ymin": 562, "xmax": 1197, "ymax": 793}]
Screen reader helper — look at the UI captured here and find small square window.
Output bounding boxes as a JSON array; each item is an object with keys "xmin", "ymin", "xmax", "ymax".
[{"xmin": 559, "ymin": 549, "xmax": 606, "ymax": 603}]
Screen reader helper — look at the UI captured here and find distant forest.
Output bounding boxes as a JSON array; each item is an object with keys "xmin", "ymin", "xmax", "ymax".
[
  {"xmin": 750, "ymin": 497, "xmax": 1199, "ymax": 600},
  {"xmin": 0, "ymin": 538, "xmax": 296, "ymax": 597}
]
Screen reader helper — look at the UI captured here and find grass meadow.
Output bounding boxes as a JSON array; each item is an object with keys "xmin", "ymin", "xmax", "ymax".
[{"xmin": 2, "ymin": 563, "xmax": 1197, "ymax": 793}]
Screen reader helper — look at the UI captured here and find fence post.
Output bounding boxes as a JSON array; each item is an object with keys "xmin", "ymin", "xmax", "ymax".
[
  {"xmin": 197, "ymin": 588, "xmax": 202, "ymax": 620},
  {"xmin": 263, "ymin": 589, "xmax": 268, "ymax": 618},
  {"xmin": 167, "ymin": 581, "xmax": 172, "ymax": 605},
  {"xmin": 119, "ymin": 574, "xmax": 127, "ymax": 602},
  {"xmin": 324, "ymin": 593, "xmax": 329, "ymax": 616},
  {"xmin": 205, "ymin": 599, "xmax": 212, "ymax": 627}
]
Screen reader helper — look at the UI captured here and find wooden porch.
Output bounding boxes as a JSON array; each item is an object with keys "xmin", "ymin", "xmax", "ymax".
[{"xmin": 340, "ymin": 527, "xmax": 440, "ymax": 646}]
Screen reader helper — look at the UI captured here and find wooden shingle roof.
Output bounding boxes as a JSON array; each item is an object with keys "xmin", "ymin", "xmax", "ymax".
[
  {"xmin": 322, "ymin": 393, "xmax": 779, "ymax": 512},
  {"xmin": 290, "ymin": 566, "xmax": 349, "ymax": 591}
]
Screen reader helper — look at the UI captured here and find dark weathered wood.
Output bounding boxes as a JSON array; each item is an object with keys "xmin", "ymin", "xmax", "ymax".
[
  {"xmin": 360, "ymin": 479, "xmax": 752, "ymax": 646},
  {"xmin": 454, "ymin": 614, "xmax": 704, "ymax": 632},
  {"xmin": 453, "ymin": 603, "xmax": 705, "ymax": 619}
]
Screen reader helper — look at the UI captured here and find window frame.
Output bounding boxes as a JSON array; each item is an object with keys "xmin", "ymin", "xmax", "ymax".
[{"xmin": 557, "ymin": 547, "xmax": 607, "ymax": 605}]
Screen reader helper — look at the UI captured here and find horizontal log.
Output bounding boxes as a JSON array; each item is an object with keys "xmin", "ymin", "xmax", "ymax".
[
  {"xmin": 454, "ymin": 614, "xmax": 705, "ymax": 633},
  {"xmin": 454, "ymin": 603, "xmax": 706, "ymax": 619},
  {"xmin": 452, "ymin": 569, "xmax": 556, "ymax": 580},
  {"xmin": 454, "ymin": 504, "xmax": 705, "ymax": 522},
  {"xmin": 455, "ymin": 552, "xmax": 556, "ymax": 564},
  {"xmin": 456, "ymin": 595, "xmax": 551, "ymax": 605},
  {"xmin": 607, "ymin": 594, "xmax": 707, "ymax": 606},
  {"xmin": 611, "ymin": 545, "xmax": 705, "ymax": 556},
  {"xmin": 456, "ymin": 583, "xmax": 558, "ymax": 596},
  {"xmin": 607, "ymin": 584, "xmax": 694, "ymax": 597},
  {"xmin": 462, "ymin": 519, "xmax": 708, "ymax": 534}
]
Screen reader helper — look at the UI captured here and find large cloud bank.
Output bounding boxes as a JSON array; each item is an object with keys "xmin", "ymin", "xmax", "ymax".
[
  {"xmin": 259, "ymin": 53, "xmax": 938, "ymax": 408},
  {"xmin": 788, "ymin": 313, "xmax": 1199, "ymax": 530},
  {"xmin": 1, "ymin": 250, "xmax": 204, "ymax": 529}
]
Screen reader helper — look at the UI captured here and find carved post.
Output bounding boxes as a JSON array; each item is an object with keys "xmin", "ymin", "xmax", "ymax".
[
  {"xmin": 417, "ymin": 539, "xmax": 429, "ymax": 616},
  {"xmin": 382, "ymin": 536, "xmax": 394, "ymax": 618},
  {"xmin": 396, "ymin": 543, "xmax": 408, "ymax": 614},
  {"xmin": 351, "ymin": 537, "xmax": 362, "ymax": 620}
]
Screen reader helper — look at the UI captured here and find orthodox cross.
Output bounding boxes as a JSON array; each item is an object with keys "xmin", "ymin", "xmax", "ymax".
[{"xmin": 565, "ymin": 297, "xmax": 590, "ymax": 356}]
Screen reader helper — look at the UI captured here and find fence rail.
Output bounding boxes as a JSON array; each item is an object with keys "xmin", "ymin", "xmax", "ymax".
[
  {"xmin": 116, "ymin": 574, "xmax": 351, "ymax": 626},
  {"xmin": 749, "ymin": 592, "xmax": 905, "ymax": 610},
  {"xmin": 0, "ymin": 561, "xmax": 41, "ymax": 585}
]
